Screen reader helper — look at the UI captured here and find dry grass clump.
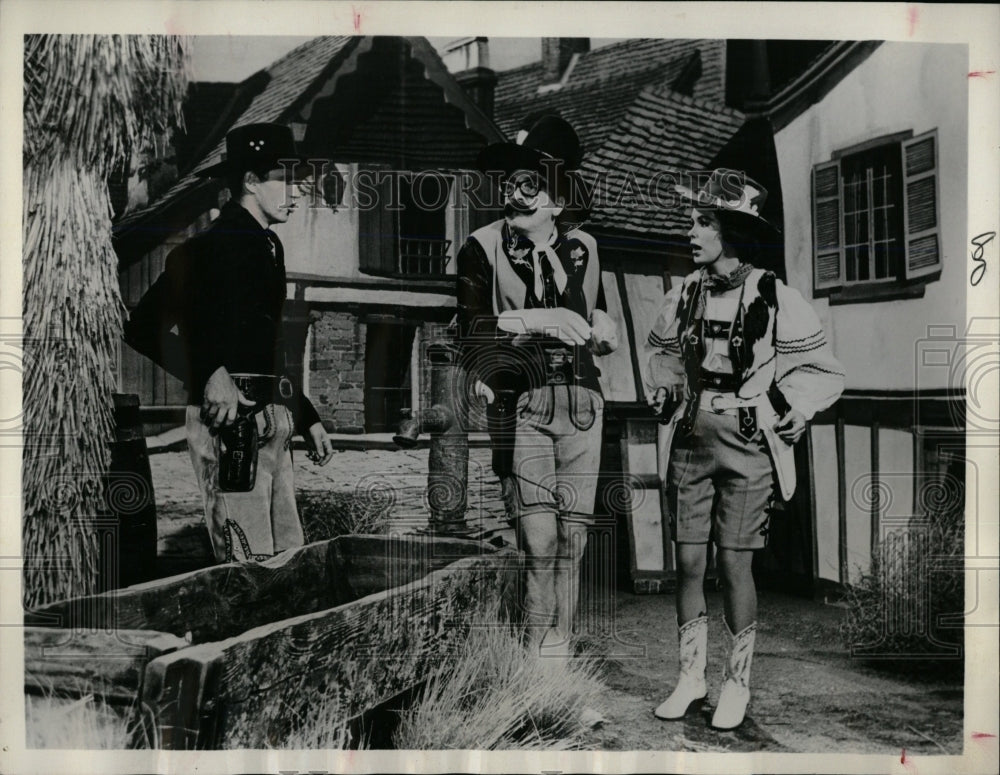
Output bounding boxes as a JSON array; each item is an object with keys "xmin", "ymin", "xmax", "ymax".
[
  {"xmin": 393, "ymin": 626, "xmax": 605, "ymax": 750},
  {"xmin": 25, "ymin": 693, "xmax": 149, "ymax": 749},
  {"xmin": 842, "ymin": 502, "xmax": 964, "ymax": 674},
  {"xmin": 299, "ymin": 490, "xmax": 391, "ymax": 542},
  {"xmin": 267, "ymin": 687, "xmax": 363, "ymax": 750}
]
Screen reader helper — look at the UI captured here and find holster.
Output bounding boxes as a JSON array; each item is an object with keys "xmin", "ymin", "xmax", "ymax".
[
  {"xmin": 218, "ymin": 404, "xmax": 259, "ymax": 492},
  {"xmin": 487, "ymin": 388, "xmax": 518, "ymax": 479}
]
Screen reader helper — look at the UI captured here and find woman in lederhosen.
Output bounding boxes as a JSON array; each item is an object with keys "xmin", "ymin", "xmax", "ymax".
[{"xmin": 644, "ymin": 169, "xmax": 845, "ymax": 729}]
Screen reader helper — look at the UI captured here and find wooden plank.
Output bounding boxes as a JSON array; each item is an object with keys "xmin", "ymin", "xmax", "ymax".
[
  {"xmin": 835, "ymin": 414, "xmax": 847, "ymax": 586},
  {"xmin": 24, "ymin": 627, "xmax": 187, "ymax": 703},
  {"xmin": 333, "ymin": 534, "xmax": 494, "ymax": 599},
  {"xmin": 806, "ymin": 427, "xmax": 820, "ymax": 592},
  {"xmin": 870, "ymin": 417, "xmax": 881, "ymax": 561},
  {"xmin": 142, "ymin": 548, "xmax": 517, "ymax": 749}
]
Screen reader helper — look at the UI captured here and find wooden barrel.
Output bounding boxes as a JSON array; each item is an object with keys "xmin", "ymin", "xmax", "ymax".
[{"xmin": 101, "ymin": 393, "xmax": 158, "ymax": 590}]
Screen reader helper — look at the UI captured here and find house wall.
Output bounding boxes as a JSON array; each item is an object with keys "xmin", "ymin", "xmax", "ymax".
[
  {"xmin": 273, "ymin": 164, "xmax": 466, "ymax": 279},
  {"xmin": 775, "ymin": 42, "xmax": 968, "ymax": 392},
  {"xmin": 272, "ymin": 163, "xmax": 360, "ymax": 277},
  {"xmin": 309, "ymin": 310, "xmax": 368, "ymax": 433},
  {"xmin": 777, "ymin": 42, "xmax": 968, "ymax": 587}
]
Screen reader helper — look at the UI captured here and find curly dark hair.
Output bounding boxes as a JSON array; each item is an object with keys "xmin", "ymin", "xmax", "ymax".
[{"xmin": 714, "ymin": 209, "xmax": 766, "ymax": 262}]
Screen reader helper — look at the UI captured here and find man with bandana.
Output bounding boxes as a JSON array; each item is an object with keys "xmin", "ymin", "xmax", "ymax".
[{"xmin": 457, "ymin": 114, "xmax": 618, "ymax": 659}]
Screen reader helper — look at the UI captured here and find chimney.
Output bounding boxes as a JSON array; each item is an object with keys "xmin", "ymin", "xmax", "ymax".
[
  {"xmin": 443, "ymin": 37, "xmax": 498, "ymax": 118},
  {"xmin": 541, "ymin": 38, "xmax": 589, "ymax": 85}
]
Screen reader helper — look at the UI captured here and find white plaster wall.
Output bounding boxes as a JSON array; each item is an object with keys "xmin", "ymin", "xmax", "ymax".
[
  {"xmin": 811, "ymin": 424, "xmax": 917, "ymax": 583},
  {"xmin": 776, "ymin": 42, "xmax": 968, "ymax": 391},
  {"xmin": 272, "ymin": 163, "xmax": 360, "ymax": 277}
]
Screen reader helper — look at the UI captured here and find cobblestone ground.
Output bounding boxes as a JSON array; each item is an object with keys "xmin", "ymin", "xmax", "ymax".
[{"xmin": 151, "ymin": 444, "xmax": 511, "ymax": 573}]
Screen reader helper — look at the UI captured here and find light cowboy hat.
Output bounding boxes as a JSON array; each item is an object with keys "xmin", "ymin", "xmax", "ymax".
[
  {"xmin": 476, "ymin": 113, "xmax": 592, "ymax": 227},
  {"xmin": 194, "ymin": 122, "xmax": 308, "ymax": 179},
  {"xmin": 674, "ymin": 168, "xmax": 781, "ymax": 234}
]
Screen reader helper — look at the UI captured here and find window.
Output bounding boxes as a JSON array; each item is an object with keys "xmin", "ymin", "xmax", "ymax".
[
  {"xmin": 359, "ymin": 168, "xmax": 453, "ymax": 278},
  {"xmin": 812, "ymin": 129, "xmax": 940, "ymax": 302}
]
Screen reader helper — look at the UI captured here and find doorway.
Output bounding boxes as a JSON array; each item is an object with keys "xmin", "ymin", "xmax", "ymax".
[{"xmin": 364, "ymin": 321, "xmax": 417, "ymax": 433}]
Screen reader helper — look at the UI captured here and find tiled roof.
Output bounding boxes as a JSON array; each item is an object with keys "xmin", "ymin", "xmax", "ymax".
[
  {"xmin": 494, "ymin": 65, "xmax": 684, "ymax": 158},
  {"xmin": 116, "ymin": 36, "xmax": 358, "ymax": 230},
  {"xmin": 174, "ymin": 81, "xmax": 242, "ymax": 170},
  {"xmin": 494, "ymin": 39, "xmax": 726, "ymax": 142},
  {"xmin": 582, "ymin": 84, "xmax": 745, "ymax": 237}
]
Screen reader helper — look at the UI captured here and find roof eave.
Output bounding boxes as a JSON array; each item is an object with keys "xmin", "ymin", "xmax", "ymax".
[{"xmin": 747, "ymin": 41, "xmax": 883, "ymax": 132}]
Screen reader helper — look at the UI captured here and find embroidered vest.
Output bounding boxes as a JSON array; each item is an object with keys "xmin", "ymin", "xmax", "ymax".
[
  {"xmin": 673, "ymin": 267, "xmax": 790, "ymax": 433},
  {"xmin": 470, "ymin": 220, "xmax": 603, "ymax": 391}
]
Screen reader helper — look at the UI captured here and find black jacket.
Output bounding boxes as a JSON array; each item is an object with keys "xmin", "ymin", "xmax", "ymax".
[{"xmin": 123, "ymin": 201, "xmax": 320, "ymax": 433}]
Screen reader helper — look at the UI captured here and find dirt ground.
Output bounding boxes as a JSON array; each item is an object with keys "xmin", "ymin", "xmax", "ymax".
[
  {"xmin": 146, "ymin": 447, "xmax": 965, "ymax": 755},
  {"xmin": 576, "ymin": 586, "xmax": 964, "ymax": 754}
]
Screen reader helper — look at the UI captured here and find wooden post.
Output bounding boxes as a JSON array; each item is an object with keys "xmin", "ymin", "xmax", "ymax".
[
  {"xmin": 835, "ymin": 414, "xmax": 848, "ymax": 586},
  {"xmin": 24, "ymin": 628, "xmax": 187, "ymax": 704},
  {"xmin": 870, "ymin": 416, "xmax": 881, "ymax": 563}
]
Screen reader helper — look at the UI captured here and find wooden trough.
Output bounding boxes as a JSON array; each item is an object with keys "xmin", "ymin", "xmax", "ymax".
[{"xmin": 25, "ymin": 533, "xmax": 517, "ymax": 749}]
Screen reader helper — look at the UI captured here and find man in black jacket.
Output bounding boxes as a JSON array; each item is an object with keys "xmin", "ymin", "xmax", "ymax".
[{"xmin": 124, "ymin": 122, "xmax": 332, "ymax": 563}]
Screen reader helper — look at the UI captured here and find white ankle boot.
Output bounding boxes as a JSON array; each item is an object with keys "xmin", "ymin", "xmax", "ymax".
[
  {"xmin": 654, "ymin": 615, "xmax": 708, "ymax": 720},
  {"xmin": 711, "ymin": 618, "xmax": 756, "ymax": 730}
]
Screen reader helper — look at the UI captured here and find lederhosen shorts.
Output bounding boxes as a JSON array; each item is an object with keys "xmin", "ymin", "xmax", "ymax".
[{"xmin": 666, "ymin": 390, "xmax": 776, "ymax": 550}]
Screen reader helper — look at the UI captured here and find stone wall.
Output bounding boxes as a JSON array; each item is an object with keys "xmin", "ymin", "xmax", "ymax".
[{"xmin": 309, "ymin": 310, "xmax": 367, "ymax": 433}]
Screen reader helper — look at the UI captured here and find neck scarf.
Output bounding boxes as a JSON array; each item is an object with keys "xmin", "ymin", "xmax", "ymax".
[{"xmin": 703, "ymin": 261, "xmax": 753, "ymax": 293}]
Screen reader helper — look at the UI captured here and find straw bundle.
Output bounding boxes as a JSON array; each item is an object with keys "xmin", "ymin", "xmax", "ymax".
[
  {"xmin": 393, "ymin": 627, "xmax": 605, "ymax": 750},
  {"xmin": 22, "ymin": 35, "xmax": 188, "ymax": 606}
]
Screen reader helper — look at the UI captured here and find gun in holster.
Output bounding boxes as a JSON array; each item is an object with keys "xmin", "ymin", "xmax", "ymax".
[
  {"xmin": 486, "ymin": 388, "xmax": 519, "ymax": 480},
  {"xmin": 217, "ymin": 375, "xmax": 295, "ymax": 492},
  {"xmin": 218, "ymin": 404, "xmax": 259, "ymax": 492}
]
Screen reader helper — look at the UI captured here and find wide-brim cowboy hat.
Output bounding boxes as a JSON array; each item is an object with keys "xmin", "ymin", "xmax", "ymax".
[
  {"xmin": 477, "ymin": 113, "xmax": 591, "ymax": 226},
  {"xmin": 674, "ymin": 168, "xmax": 781, "ymax": 235},
  {"xmin": 194, "ymin": 122, "xmax": 308, "ymax": 179}
]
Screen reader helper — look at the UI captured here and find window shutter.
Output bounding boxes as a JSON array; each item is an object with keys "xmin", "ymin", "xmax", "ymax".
[
  {"xmin": 358, "ymin": 167, "xmax": 398, "ymax": 274},
  {"xmin": 812, "ymin": 160, "xmax": 844, "ymax": 293},
  {"xmin": 901, "ymin": 129, "xmax": 941, "ymax": 280}
]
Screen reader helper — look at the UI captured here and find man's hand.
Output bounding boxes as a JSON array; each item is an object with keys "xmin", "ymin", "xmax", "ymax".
[
  {"xmin": 473, "ymin": 380, "xmax": 496, "ymax": 405},
  {"xmin": 588, "ymin": 309, "xmax": 619, "ymax": 355},
  {"xmin": 774, "ymin": 409, "xmax": 807, "ymax": 444},
  {"xmin": 499, "ymin": 308, "xmax": 592, "ymax": 346},
  {"xmin": 648, "ymin": 387, "xmax": 669, "ymax": 416},
  {"xmin": 202, "ymin": 366, "xmax": 255, "ymax": 429},
  {"xmin": 305, "ymin": 421, "xmax": 334, "ymax": 466}
]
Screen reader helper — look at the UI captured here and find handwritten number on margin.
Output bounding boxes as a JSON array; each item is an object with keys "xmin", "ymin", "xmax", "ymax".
[{"xmin": 970, "ymin": 231, "xmax": 995, "ymax": 287}]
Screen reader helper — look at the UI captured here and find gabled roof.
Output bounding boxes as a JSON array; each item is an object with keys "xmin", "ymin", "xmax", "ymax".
[
  {"xmin": 115, "ymin": 36, "xmax": 503, "ymax": 241},
  {"xmin": 493, "ymin": 38, "xmax": 725, "ymax": 152},
  {"xmin": 115, "ymin": 36, "xmax": 358, "ymax": 233},
  {"xmin": 583, "ymin": 84, "xmax": 745, "ymax": 238}
]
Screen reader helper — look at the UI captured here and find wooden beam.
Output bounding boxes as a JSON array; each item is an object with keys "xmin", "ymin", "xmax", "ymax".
[
  {"xmin": 835, "ymin": 413, "xmax": 848, "ymax": 586},
  {"xmin": 870, "ymin": 417, "xmax": 881, "ymax": 563},
  {"xmin": 141, "ymin": 549, "xmax": 517, "ymax": 749},
  {"xmin": 24, "ymin": 628, "xmax": 187, "ymax": 704},
  {"xmin": 804, "ymin": 428, "xmax": 820, "ymax": 593}
]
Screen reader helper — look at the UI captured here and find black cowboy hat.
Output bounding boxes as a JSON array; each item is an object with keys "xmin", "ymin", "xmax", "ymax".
[
  {"xmin": 477, "ymin": 113, "xmax": 591, "ymax": 226},
  {"xmin": 194, "ymin": 122, "xmax": 307, "ymax": 179},
  {"xmin": 674, "ymin": 168, "xmax": 781, "ymax": 234}
]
